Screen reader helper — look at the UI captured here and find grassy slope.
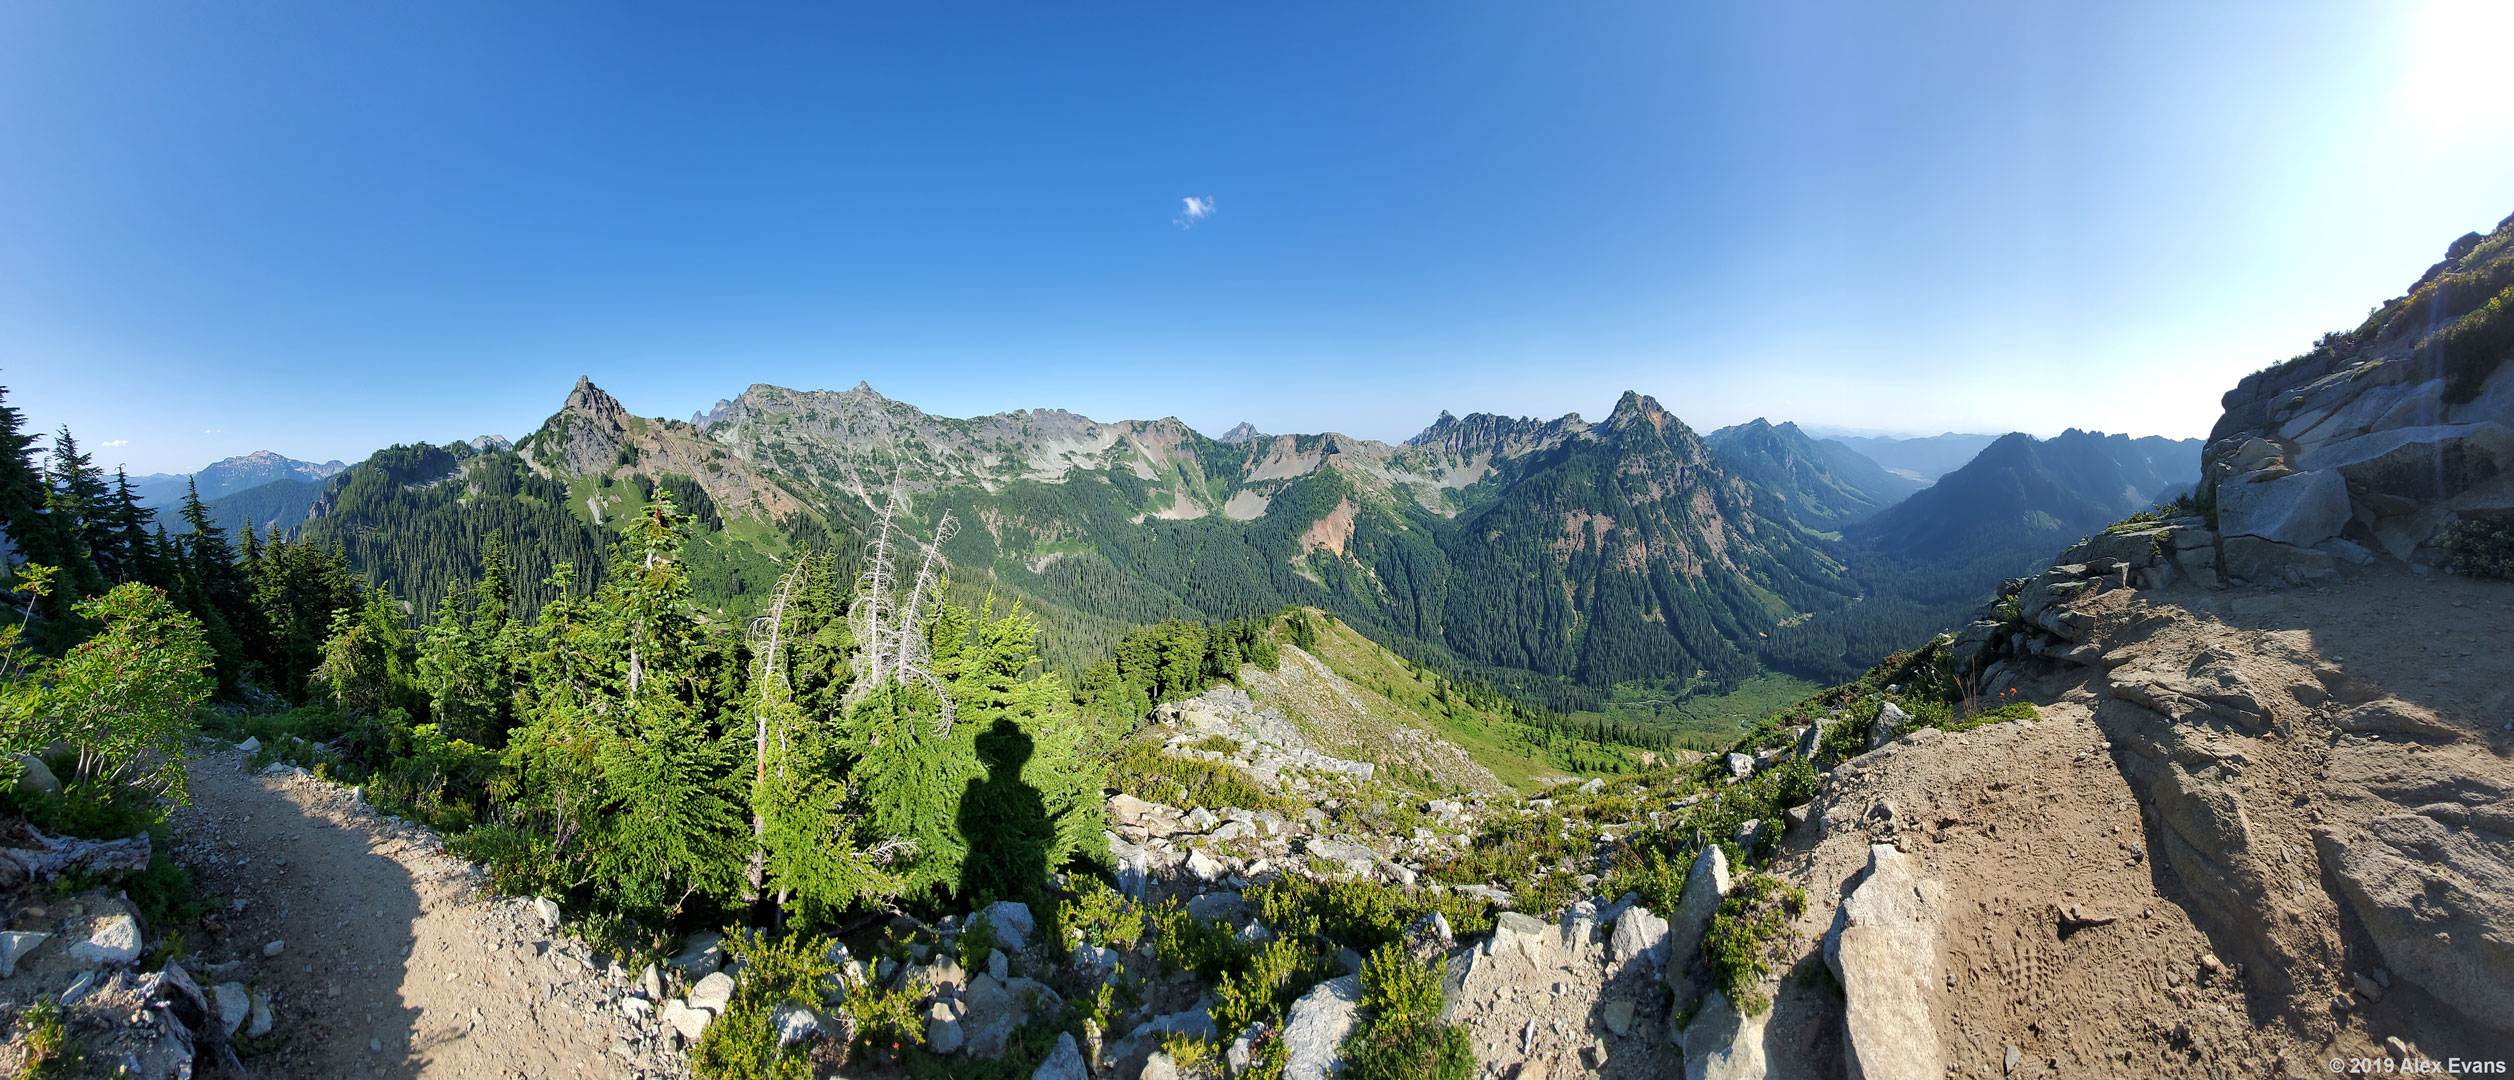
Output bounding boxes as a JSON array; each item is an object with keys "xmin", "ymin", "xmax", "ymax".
[{"xmin": 1282, "ymin": 615, "xmax": 1584, "ymax": 792}]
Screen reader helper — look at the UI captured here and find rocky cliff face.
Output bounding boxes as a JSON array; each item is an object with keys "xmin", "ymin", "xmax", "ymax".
[
  {"xmin": 2203, "ymin": 213, "xmax": 2514, "ymax": 581},
  {"xmin": 518, "ymin": 376, "xmax": 809, "ymax": 522}
]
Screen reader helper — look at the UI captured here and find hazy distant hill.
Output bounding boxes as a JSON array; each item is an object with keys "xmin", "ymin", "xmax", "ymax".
[
  {"xmin": 1817, "ymin": 431, "xmax": 2000, "ymax": 482},
  {"xmin": 1706, "ymin": 419, "xmax": 1926, "ymax": 529},
  {"xmin": 1852, "ymin": 428, "xmax": 2201, "ymax": 571},
  {"xmin": 132, "ymin": 450, "xmax": 350, "ymax": 507}
]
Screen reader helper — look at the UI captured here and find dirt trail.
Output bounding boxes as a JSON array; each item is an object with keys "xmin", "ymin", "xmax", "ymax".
[
  {"xmin": 1765, "ymin": 562, "xmax": 2514, "ymax": 1077},
  {"xmin": 167, "ymin": 748, "xmax": 682, "ymax": 1079}
]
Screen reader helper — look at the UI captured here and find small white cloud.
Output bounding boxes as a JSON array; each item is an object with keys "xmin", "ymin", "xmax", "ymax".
[
  {"xmin": 203, "ymin": 428, "xmax": 222, "ymax": 435},
  {"xmin": 100, "ymin": 439, "xmax": 129, "ymax": 447},
  {"xmin": 1176, "ymin": 196, "xmax": 1216, "ymax": 228}
]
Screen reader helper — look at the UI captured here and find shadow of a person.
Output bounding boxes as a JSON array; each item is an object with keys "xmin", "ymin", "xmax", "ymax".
[{"xmin": 960, "ymin": 716, "xmax": 1052, "ymax": 906}]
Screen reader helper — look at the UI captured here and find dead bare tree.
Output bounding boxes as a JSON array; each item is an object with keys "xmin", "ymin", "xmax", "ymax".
[{"xmin": 840, "ymin": 469, "xmax": 959, "ymax": 735}]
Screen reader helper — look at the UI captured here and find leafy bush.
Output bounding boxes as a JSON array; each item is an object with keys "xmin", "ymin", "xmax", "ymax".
[
  {"xmin": 691, "ymin": 928, "xmax": 841, "ymax": 1080},
  {"xmin": 1110, "ymin": 740, "xmax": 1291, "ymax": 814},
  {"xmin": 18, "ymin": 995, "xmax": 73, "ymax": 1078},
  {"xmin": 2443, "ymin": 518, "xmax": 2514, "ymax": 579},
  {"xmin": 1342, "ymin": 944, "xmax": 1475, "ymax": 1080},
  {"xmin": 1703, "ymin": 873, "xmax": 1805, "ymax": 1016},
  {"xmin": 1054, "ymin": 877, "xmax": 1148, "ymax": 952},
  {"xmin": 1250, "ymin": 875, "xmax": 1493, "ymax": 954}
]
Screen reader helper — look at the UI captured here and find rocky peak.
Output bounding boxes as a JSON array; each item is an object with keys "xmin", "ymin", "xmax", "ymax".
[
  {"xmin": 563, "ymin": 376, "xmax": 628, "ymax": 423},
  {"xmin": 1217, "ymin": 421, "xmax": 1264, "ymax": 444},
  {"xmin": 1603, "ymin": 391, "xmax": 1675, "ymax": 437}
]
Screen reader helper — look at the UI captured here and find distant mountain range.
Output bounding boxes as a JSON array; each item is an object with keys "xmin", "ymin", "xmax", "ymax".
[
  {"xmin": 131, "ymin": 450, "xmax": 351, "ymax": 507},
  {"xmin": 259, "ymin": 377, "xmax": 2204, "ymax": 720},
  {"xmin": 1853, "ymin": 429, "xmax": 2200, "ymax": 567},
  {"xmin": 1705, "ymin": 419, "xmax": 1927, "ymax": 529},
  {"xmin": 1813, "ymin": 431, "xmax": 2003, "ymax": 482}
]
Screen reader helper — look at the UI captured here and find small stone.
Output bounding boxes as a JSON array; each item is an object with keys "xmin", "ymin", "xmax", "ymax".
[
  {"xmin": 0, "ymin": 931, "xmax": 51, "ymax": 978},
  {"xmin": 1601, "ymin": 998, "xmax": 1634, "ymax": 1037},
  {"xmin": 214, "ymin": 982, "xmax": 251, "ymax": 1035},
  {"xmin": 980, "ymin": 900, "xmax": 1035, "ymax": 952},
  {"xmin": 661, "ymin": 998, "xmax": 711, "ymax": 1041},
  {"xmin": 247, "ymin": 992, "xmax": 274, "ymax": 1037},
  {"xmin": 2004, "ymin": 1044, "xmax": 2022, "ymax": 1074},
  {"xmin": 2371, "ymin": 967, "xmax": 2390, "ymax": 988},
  {"xmin": 2353, "ymin": 973, "xmax": 2384, "ymax": 1001},
  {"xmin": 1724, "ymin": 752, "xmax": 1753, "ymax": 779},
  {"xmin": 60, "ymin": 970, "xmax": 99, "ymax": 1005},
  {"xmin": 927, "ymin": 1013, "xmax": 965, "ymax": 1054},
  {"xmin": 532, "ymin": 896, "xmax": 563, "ymax": 928},
  {"xmin": 68, "ymin": 914, "xmax": 142, "ymax": 966},
  {"xmin": 263, "ymin": 939, "xmax": 286, "ymax": 958},
  {"xmin": 689, "ymin": 971, "xmax": 736, "ymax": 1012},
  {"xmin": 1139, "ymin": 1051, "xmax": 1183, "ymax": 1080},
  {"xmin": 772, "ymin": 1004, "xmax": 821, "ymax": 1046},
  {"xmin": 640, "ymin": 963, "xmax": 664, "ymax": 1001},
  {"xmin": 988, "ymin": 948, "xmax": 1009, "ymax": 982},
  {"xmin": 1033, "ymin": 1031, "xmax": 1087, "ymax": 1080}
]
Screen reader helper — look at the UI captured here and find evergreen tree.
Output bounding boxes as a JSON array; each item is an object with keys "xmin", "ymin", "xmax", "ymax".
[{"xmin": 101, "ymin": 468, "xmax": 164, "ymax": 586}]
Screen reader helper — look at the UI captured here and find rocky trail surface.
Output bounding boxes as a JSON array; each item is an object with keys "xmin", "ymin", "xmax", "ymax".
[{"xmin": 161, "ymin": 749, "xmax": 681, "ymax": 1079}]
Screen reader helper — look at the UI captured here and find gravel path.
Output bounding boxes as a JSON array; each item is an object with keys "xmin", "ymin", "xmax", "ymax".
[{"xmin": 167, "ymin": 749, "xmax": 687, "ymax": 1079}]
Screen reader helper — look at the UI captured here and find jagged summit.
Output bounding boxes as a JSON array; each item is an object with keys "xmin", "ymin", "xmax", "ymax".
[
  {"xmin": 1217, "ymin": 421, "xmax": 1264, "ymax": 443},
  {"xmin": 563, "ymin": 375, "xmax": 627, "ymax": 420},
  {"xmin": 1602, "ymin": 390, "xmax": 1675, "ymax": 436}
]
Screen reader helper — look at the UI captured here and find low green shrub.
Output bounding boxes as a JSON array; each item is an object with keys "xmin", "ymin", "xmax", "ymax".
[
  {"xmin": 2443, "ymin": 518, "xmax": 2514, "ymax": 579},
  {"xmin": 1341, "ymin": 944, "xmax": 1475, "ymax": 1080},
  {"xmin": 1110, "ymin": 740, "xmax": 1291, "ymax": 814},
  {"xmin": 691, "ymin": 928, "xmax": 842, "ymax": 1080},
  {"xmin": 1703, "ymin": 873, "xmax": 1805, "ymax": 1016}
]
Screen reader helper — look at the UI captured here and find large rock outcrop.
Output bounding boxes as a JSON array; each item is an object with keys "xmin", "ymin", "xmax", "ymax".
[{"xmin": 2201, "ymin": 212, "xmax": 2514, "ymax": 577}]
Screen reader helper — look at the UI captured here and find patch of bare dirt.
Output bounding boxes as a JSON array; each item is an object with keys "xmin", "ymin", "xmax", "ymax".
[
  {"xmin": 1766, "ymin": 563, "xmax": 2514, "ymax": 1077},
  {"xmin": 165, "ymin": 749, "xmax": 683, "ymax": 1079}
]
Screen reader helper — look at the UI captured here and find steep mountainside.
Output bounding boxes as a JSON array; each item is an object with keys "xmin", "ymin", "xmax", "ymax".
[
  {"xmin": 685, "ymin": 382, "xmax": 1865, "ymax": 693},
  {"xmin": 202, "ymin": 477, "xmax": 326, "ymax": 535},
  {"xmin": 1707, "ymin": 418, "xmax": 1924, "ymax": 529},
  {"xmin": 132, "ymin": 450, "xmax": 350, "ymax": 507},
  {"xmin": 1852, "ymin": 428, "xmax": 2200, "ymax": 569}
]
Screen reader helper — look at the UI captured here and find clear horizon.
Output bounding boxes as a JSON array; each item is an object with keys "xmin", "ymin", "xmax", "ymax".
[{"xmin": 9, "ymin": 1, "xmax": 2512, "ymax": 474}]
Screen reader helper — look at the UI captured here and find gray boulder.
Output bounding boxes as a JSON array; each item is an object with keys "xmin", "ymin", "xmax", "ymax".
[
  {"xmin": 687, "ymin": 971, "xmax": 735, "ymax": 1012},
  {"xmin": 1680, "ymin": 990, "xmax": 1770, "ymax": 1080},
  {"xmin": 1868, "ymin": 702, "xmax": 1910, "ymax": 752},
  {"xmin": 1824, "ymin": 844, "xmax": 1942, "ymax": 1080},
  {"xmin": 213, "ymin": 982, "xmax": 250, "ymax": 1036},
  {"xmin": 0, "ymin": 930, "xmax": 50, "ymax": 977},
  {"xmin": 1032, "ymin": 1032, "xmax": 1087, "ymax": 1080},
  {"xmin": 69, "ymin": 914, "xmax": 142, "ymax": 966},
  {"xmin": 1607, "ymin": 905, "xmax": 1669, "ymax": 975},
  {"xmin": 980, "ymin": 900, "xmax": 1035, "ymax": 952},
  {"xmin": 2217, "ymin": 468, "xmax": 2351, "ymax": 546},
  {"xmin": 1279, "ymin": 974, "xmax": 1362, "ymax": 1080},
  {"xmin": 8, "ymin": 753, "xmax": 59, "ymax": 795},
  {"xmin": 1666, "ymin": 844, "xmax": 1732, "ymax": 999}
]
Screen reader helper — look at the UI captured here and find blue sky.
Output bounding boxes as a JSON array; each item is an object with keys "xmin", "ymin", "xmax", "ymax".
[{"xmin": 6, "ymin": 1, "xmax": 2512, "ymax": 475}]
